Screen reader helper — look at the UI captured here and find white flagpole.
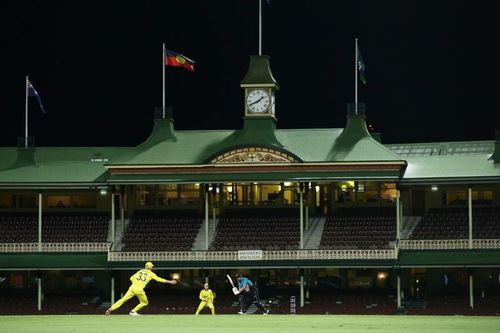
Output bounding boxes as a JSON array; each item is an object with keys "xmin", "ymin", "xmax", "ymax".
[
  {"xmin": 162, "ymin": 43, "xmax": 166, "ymax": 119},
  {"xmin": 355, "ymin": 38, "xmax": 358, "ymax": 115},
  {"xmin": 25, "ymin": 76, "xmax": 29, "ymax": 148},
  {"xmin": 259, "ymin": 0, "xmax": 262, "ymax": 55}
]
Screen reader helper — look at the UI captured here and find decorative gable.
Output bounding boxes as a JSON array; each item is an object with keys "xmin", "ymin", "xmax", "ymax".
[{"xmin": 210, "ymin": 147, "xmax": 298, "ymax": 164}]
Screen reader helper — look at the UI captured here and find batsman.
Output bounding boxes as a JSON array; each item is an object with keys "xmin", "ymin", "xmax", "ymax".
[
  {"xmin": 195, "ymin": 283, "xmax": 215, "ymax": 315},
  {"xmin": 233, "ymin": 273, "xmax": 269, "ymax": 315}
]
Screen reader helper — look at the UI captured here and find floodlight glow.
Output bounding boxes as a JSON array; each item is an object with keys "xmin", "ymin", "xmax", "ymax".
[
  {"xmin": 431, "ymin": 185, "xmax": 438, "ymax": 191},
  {"xmin": 99, "ymin": 189, "xmax": 107, "ymax": 195}
]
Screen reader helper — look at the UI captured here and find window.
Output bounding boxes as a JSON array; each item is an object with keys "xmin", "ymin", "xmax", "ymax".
[
  {"xmin": 472, "ymin": 190, "xmax": 493, "ymax": 205},
  {"xmin": 47, "ymin": 196, "xmax": 71, "ymax": 208},
  {"xmin": 72, "ymin": 195, "xmax": 97, "ymax": 208},
  {"xmin": 261, "ymin": 184, "xmax": 281, "ymax": 204},
  {"xmin": 0, "ymin": 194, "xmax": 14, "ymax": 208},
  {"xmin": 446, "ymin": 191, "xmax": 466, "ymax": 205},
  {"xmin": 380, "ymin": 183, "xmax": 396, "ymax": 202},
  {"xmin": 19, "ymin": 195, "xmax": 37, "ymax": 208},
  {"xmin": 356, "ymin": 182, "xmax": 379, "ymax": 203},
  {"xmin": 158, "ymin": 184, "xmax": 178, "ymax": 206},
  {"xmin": 136, "ymin": 186, "xmax": 154, "ymax": 206},
  {"xmin": 179, "ymin": 184, "xmax": 200, "ymax": 205}
]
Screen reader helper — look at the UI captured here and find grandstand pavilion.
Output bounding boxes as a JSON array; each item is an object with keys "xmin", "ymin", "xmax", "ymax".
[{"xmin": 1, "ymin": 55, "xmax": 500, "ymax": 315}]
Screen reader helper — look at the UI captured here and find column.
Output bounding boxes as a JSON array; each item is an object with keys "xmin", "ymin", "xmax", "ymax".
[
  {"xmin": 111, "ymin": 193, "xmax": 116, "ymax": 251},
  {"xmin": 469, "ymin": 272, "xmax": 474, "ymax": 309},
  {"xmin": 38, "ymin": 193, "xmax": 42, "ymax": 252},
  {"xmin": 120, "ymin": 193, "xmax": 125, "ymax": 234},
  {"xmin": 300, "ymin": 191, "xmax": 304, "ymax": 249},
  {"xmin": 111, "ymin": 275, "xmax": 115, "ymax": 305},
  {"xmin": 37, "ymin": 274, "xmax": 42, "ymax": 311},
  {"xmin": 205, "ymin": 186, "xmax": 209, "ymax": 250},
  {"xmin": 305, "ymin": 205, "xmax": 309, "ymax": 231},
  {"xmin": 212, "ymin": 187, "xmax": 217, "ymax": 234},
  {"xmin": 218, "ymin": 183, "xmax": 224, "ymax": 216},
  {"xmin": 396, "ymin": 189, "xmax": 401, "ymax": 241},
  {"xmin": 397, "ymin": 273, "xmax": 401, "ymax": 308},
  {"xmin": 300, "ymin": 274, "xmax": 304, "ymax": 308},
  {"xmin": 468, "ymin": 188, "xmax": 473, "ymax": 249}
]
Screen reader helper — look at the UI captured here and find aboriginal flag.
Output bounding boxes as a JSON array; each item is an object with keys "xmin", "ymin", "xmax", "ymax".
[{"xmin": 164, "ymin": 48, "xmax": 195, "ymax": 71}]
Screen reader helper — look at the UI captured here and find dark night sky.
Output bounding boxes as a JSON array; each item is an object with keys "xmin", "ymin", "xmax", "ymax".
[{"xmin": 1, "ymin": 1, "xmax": 499, "ymax": 147}]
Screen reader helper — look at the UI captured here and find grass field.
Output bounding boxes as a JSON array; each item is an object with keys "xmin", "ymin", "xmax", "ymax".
[{"xmin": 1, "ymin": 315, "xmax": 500, "ymax": 333}]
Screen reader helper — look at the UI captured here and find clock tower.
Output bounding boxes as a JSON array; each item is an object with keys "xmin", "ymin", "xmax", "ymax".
[{"xmin": 241, "ymin": 55, "xmax": 279, "ymax": 118}]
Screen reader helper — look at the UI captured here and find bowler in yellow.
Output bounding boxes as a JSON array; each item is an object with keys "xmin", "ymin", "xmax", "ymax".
[
  {"xmin": 105, "ymin": 262, "xmax": 177, "ymax": 316},
  {"xmin": 195, "ymin": 283, "xmax": 215, "ymax": 315}
]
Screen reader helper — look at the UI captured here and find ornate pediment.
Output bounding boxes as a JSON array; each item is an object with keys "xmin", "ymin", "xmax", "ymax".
[{"xmin": 211, "ymin": 147, "xmax": 298, "ymax": 164}]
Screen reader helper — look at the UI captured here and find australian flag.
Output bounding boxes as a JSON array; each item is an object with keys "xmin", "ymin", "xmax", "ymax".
[{"xmin": 28, "ymin": 80, "xmax": 46, "ymax": 114}]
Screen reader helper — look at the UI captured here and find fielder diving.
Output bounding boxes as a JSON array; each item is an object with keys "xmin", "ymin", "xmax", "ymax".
[{"xmin": 105, "ymin": 261, "xmax": 177, "ymax": 316}]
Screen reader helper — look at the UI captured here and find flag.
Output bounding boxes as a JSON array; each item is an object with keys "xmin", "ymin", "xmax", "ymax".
[
  {"xmin": 164, "ymin": 48, "xmax": 195, "ymax": 71},
  {"xmin": 27, "ymin": 80, "xmax": 46, "ymax": 114},
  {"xmin": 357, "ymin": 44, "xmax": 366, "ymax": 85}
]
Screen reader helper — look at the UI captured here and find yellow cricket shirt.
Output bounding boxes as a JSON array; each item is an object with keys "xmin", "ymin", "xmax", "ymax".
[
  {"xmin": 129, "ymin": 269, "xmax": 167, "ymax": 291},
  {"xmin": 199, "ymin": 289, "xmax": 214, "ymax": 303}
]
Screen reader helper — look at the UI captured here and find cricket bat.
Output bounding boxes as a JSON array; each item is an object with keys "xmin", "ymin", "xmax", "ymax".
[{"xmin": 226, "ymin": 274, "xmax": 235, "ymax": 288}]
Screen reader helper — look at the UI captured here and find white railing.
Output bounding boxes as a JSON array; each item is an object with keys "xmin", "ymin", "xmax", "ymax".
[
  {"xmin": 108, "ymin": 249, "xmax": 397, "ymax": 262},
  {"xmin": 3, "ymin": 240, "xmax": 499, "ymax": 256},
  {"xmin": 0, "ymin": 243, "xmax": 110, "ymax": 253},
  {"xmin": 473, "ymin": 239, "xmax": 500, "ymax": 249},
  {"xmin": 399, "ymin": 239, "xmax": 500, "ymax": 250}
]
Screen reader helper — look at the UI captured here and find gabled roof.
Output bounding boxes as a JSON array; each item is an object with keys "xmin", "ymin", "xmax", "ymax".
[
  {"xmin": 384, "ymin": 141, "xmax": 500, "ymax": 183},
  {"xmin": 400, "ymin": 154, "xmax": 500, "ymax": 183},
  {"xmin": 0, "ymin": 147, "xmax": 131, "ymax": 186},
  {"xmin": 1, "ymin": 119, "xmax": 497, "ymax": 186},
  {"xmin": 328, "ymin": 113, "xmax": 402, "ymax": 162}
]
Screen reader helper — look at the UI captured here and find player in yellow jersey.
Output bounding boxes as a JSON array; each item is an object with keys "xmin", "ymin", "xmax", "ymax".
[
  {"xmin": 105, "ymin": 261, "xmax": 177, "ymax": 316},
  {"xmin": 195, "ymin": 283, "xmax": 215, "ymax": 315}
]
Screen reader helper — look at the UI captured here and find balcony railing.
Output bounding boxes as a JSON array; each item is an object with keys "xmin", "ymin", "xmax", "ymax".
[
  {"xmin": 399, "ymin": 239, "xmax": 500, "ymax": 250},
  {"xmin": 107, "ymin": 249, "xmax": 398, "ymax": 262},
  {"xmin": 0, "ymin": 243, "xmax": 110, "ymax": 253},
  {"xmin": 1, "ymin": 240, "xmax": 499, "ymax": 257}
]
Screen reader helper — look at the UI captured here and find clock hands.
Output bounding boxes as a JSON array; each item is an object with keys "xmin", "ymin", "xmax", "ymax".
[{"xmin": 248, "ymin": 96, "xmax": 264, "ymax": 106}]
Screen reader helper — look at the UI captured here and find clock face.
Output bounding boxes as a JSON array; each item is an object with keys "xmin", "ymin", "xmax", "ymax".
[{"xmin": 246, "ymin": 89, "xmax": 270, "ymax": 113}]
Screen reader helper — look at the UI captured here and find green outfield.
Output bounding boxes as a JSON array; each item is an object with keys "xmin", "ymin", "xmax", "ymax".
[{"xmin": 1, "ymin": 315, "xmax": 500, "ymax": 333}]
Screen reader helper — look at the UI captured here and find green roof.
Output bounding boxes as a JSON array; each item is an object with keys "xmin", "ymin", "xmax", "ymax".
[
  {"xmin": 399, "ymin": 154, "xmax": 500, "ymax": 183},
  {"xmin": 0, "ymin": 147, "xmax": 131, "ymax": 186},
  {"xmin": 386, "ymin": 141, "xmax": 494, "ymax": 157},
  {"xmin": 240, "ymin": 55, "xmax": 279, "ymax": 88},
  {"xmin": 384, "ymin": 141, "xmax": 500, "ymax": 183},
  {"xmin": 0, "ymin": 117, "xmax": 498, "ymax": 186},
  {"xmin": 328, "ymin": 114, "xmax": 402, "ymax": 162},
  {"xmin": 109, "ymin": 115, "xmax": 403, "ymax": 166}
]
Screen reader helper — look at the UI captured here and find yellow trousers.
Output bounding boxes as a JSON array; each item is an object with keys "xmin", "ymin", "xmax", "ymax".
[
  {"xmin": 110, "ymin": 287, "xmax": 149, "ymax": 313},
  {"xmin": 195, "ymin": 301, "xmax": 215, "ymax": 315}
]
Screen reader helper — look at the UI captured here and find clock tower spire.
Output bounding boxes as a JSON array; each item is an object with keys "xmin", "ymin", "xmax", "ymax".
[{"xmin": 240, "ymin": 55, "xmax": 279, "ymax": 119}]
